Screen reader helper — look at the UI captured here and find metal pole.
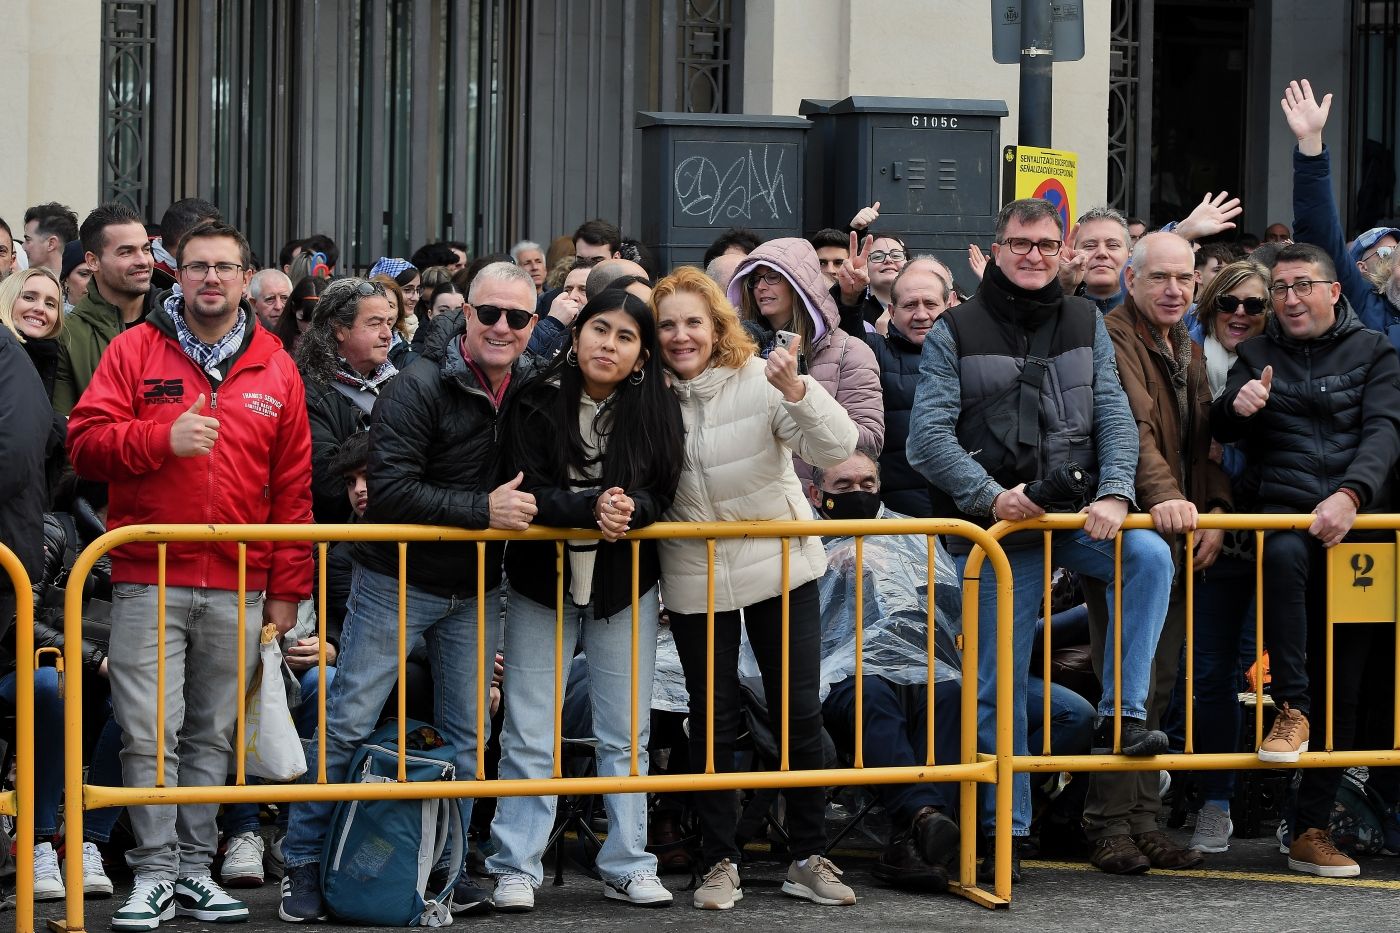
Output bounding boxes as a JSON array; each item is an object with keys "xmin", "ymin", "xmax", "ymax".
[{"xmin": 1018, "ymin": 0, "xmax": 1054, "ymax": 148}]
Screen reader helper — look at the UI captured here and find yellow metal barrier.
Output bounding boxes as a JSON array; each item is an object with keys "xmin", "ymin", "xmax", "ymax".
[
  {"xmin": 56, "ymin": 518, "xmax": 1016, "ymax": 930},
  {"xmin": 0, "ymin": 544, "xmax": 37, "ymax": 933},
  {"xmin": 970, "ymin": 512, "xmax": 1400, "ymax": 892}
]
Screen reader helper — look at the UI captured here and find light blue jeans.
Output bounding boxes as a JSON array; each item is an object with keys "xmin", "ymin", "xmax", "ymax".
[
  {"xmin": 956, "ymin": 528, "xmax": 1172, "ymax": 835},
  {"xmin": 282, "ymin": 564, "xmax": 499, "ymax": 869},
  {"xmin": 486, "ymin": 586, "xmax": 659, "ymax": 886}
]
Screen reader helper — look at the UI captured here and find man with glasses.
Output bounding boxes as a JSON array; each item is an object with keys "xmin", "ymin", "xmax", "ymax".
[
  {"xmin": 1212, "ymin": 240, "xmax": 1400, "ymax": 878},
  {"xmin": 908, "ymin": 197, "xmax": 1173, "ymax": 881},
  {"xmin": 67, "ymin": 219, "xmax": 313, "ymax": 929},
  {"xmin": 279, "ymin": 262, "xmax": 542, "ymax": 923},
  {"xmin": 1285, "ymin": 77, "xmax": 1400, "ymax": 351}
]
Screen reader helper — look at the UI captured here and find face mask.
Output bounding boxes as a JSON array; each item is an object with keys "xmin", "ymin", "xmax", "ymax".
[{"xmin": 817, "ymin": 489, "xmax": 881, "ymax": 521}]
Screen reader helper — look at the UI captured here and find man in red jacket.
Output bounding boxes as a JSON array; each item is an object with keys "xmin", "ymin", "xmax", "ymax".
[{"xmin": 67, "ymin": 220, "xmax": 313, "ymax": 931}]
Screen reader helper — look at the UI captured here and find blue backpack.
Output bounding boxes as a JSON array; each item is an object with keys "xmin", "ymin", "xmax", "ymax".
[{"xmin": 320, "ymin": 721, "xmax": 465, "ymax": 926}]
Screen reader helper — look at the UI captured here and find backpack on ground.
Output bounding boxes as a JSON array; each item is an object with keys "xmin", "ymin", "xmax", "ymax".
[{"xmin": 320, "ymin": 720, "xmax": 464, "ymax": 926}]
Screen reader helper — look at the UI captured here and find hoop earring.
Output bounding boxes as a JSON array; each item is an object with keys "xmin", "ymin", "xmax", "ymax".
[
  {"xmin": 629, "ymin": 367, "xmax": 646, "ymax": 386},
  {"xmin": 566, "ymin": 347, "xmax": 579, "ymax": 366}
]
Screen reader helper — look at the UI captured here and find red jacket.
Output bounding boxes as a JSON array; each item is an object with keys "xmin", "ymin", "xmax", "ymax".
[{"xmin": 67, "ymin": 303, "xmax": 314, "ymax": 602}]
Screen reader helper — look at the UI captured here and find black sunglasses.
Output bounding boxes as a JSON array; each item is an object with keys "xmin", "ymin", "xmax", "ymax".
[
  {"xmin": 473, "ymin": 304, "xmax": 536, "ymax": 330},
  {"xmin": 1216, "ymin": 295, "xmax": 1267, "ymax": 316}
]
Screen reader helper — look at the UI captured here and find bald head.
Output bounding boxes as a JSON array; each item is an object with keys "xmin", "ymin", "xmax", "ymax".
[
  {"xmin": 705, "ymin": 253, "xmax": 744, "ymax": 292},
  {"xmin": 1126, "ymin": 232, "xmax": 1196, "ymax": 337},
  {"xmin": 586, "ymin": 258, "xmax": 649, "ymax": 299}
]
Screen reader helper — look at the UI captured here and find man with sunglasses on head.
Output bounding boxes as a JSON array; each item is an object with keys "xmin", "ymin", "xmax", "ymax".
[
  {"xmin": 908, "ymin": 197, "xmax": 1174, "ymax": 882},
  {"xmin": 279, "ymin": 261, "xmax": 541, "ymax": 924},
  {"xmin": 1211, "ymin": 241, "xmax": 1400, "ymax": 879}
]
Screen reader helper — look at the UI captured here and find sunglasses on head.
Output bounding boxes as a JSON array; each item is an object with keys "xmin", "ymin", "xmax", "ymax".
[
  {"xmin": 1216, "ymin": 295, "xmax": 1267, "ymax": 316},
  {"xmin": 473, "ymin": 304, "xmax": 535, "ymax": 330}
]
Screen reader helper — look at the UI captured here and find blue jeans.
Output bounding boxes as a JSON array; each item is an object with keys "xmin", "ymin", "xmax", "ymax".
[
  {"xmin": 1190, "ymin": 556, "xmax": 1256, "ymax": 801},
  {"xmin": 1, "ymin": 668, "xmax": 62, "ymax": 836},
  {"xmin": 956, "ymin": 528, "xmax": 1172, "ymax": 834},
  {"xmin": 282, "ymin": 564, "xmax": 499, "ymax": 869},
  {"xmin": 487, "ymin": 587, "xmax": 659, "ymax": 886},
  {"xmin": 1026, "ymin": 676, "xmax": 1097, "ymax": 758}
]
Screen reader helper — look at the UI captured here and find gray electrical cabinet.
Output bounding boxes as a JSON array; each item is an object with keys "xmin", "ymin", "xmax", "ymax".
[
  {"xmin": 815, "ymin": 96, "xmax": 1008, "ymax": 292},
  {"xmin": 636, "ymin": 112, "xmax": 810, "ymax": 270}
]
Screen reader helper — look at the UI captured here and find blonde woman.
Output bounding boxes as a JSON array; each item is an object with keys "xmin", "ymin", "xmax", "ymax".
[{"xmin": 0, "ymin": 267, "xmax": 66, "ymax": 398}]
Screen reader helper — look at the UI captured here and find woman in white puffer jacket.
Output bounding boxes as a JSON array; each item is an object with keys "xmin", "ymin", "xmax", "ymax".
[{"xmin": 649, "ymin": 266, "xmax": 859, "ymax": 911}]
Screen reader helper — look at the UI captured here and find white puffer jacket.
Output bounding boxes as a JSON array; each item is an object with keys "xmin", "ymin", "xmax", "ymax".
[{"xmin": 659, "ymin": 357, "xmax": 858, "ymax": 614}]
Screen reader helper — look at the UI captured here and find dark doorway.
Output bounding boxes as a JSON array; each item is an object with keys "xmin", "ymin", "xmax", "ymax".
[{"xmin": 1149, "ymin": 2, "xmax": 1252, "ymax": 228}]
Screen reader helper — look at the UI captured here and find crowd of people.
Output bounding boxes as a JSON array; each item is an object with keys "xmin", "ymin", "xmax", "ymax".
[{"xmin": 4, "ymin": 77, "xmax": 1400, "ymax": 926}]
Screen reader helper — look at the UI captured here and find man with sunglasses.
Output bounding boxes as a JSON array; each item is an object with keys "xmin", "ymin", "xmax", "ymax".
[
  {"xmin": 1285, "ymin": 77, "xmax": 1400, "ymax": 351},
  {"xmin": 1212, "ymin": 241, "xmax": 1400, "ymax": 878},
  {"xmin": 279, "ymin": 261, "xmax": 541, "ymax": 923},
  {"xmin": 1083, "ymin": 232, "xmax": 1232, "ymax": 875},
  {"xmin": 908, "ymin": 197, "xmax": 1174, "ymax": 881}
]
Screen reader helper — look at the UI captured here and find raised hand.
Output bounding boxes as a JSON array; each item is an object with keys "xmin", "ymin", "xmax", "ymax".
[
  {"xmin": 1281, "ymin": 79, "xmax": 1331, "ymax": 157},
  {"xmin": 836, "ymin": 231, "xmax": 872, "ymax": 304},
  {"xmin": 1057, "ymin": 223, "xmax": 1086, "ymax": 291},
  {"xmin": 967, "ymin": 243, "xmax": 988, "ymax": 281},
  {"xmin": 169, "ymin": 394, "xmax": 220, "ymax": 457},
  {"xmin": 489, "ymin": 471, "xmax": 538, "ymax": 530},
  {"xmin": 765, "ymin": 345, "xmax": 805, "ymax": 402},
  {"xmin": 849, "ymin": 201, "xmax": 881, "ymax": 231},
  {"xmin": 1175, "ymin": 191, "xmax": 1243, "ymax": 241},
  {"xmin": 1232, "ymin": 365, "xmax": 1273, "ymax": 417}
]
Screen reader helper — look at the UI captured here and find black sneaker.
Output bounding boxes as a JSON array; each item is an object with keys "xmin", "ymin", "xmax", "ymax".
[
  {"xmin": 448, "ymin": 878, "xmax": 494, "ymax": 917},
  {"xmin": 872, "ymin": 834, "xmax": 948, "ymax": 892},
  {"xmin": 1092, "ymin": 717, "xmax": 1169, "ymax": 757},
  {"xmin": 278, "ymin": 864, "xmax": 326, "ymax": 923},
  {"xmin": 976, "ymin": 835, "xmax": 1022, "ymax": 884},
  {"xmin": 911, "ymin": 806, "xmax": 959, "ymax": 869}
]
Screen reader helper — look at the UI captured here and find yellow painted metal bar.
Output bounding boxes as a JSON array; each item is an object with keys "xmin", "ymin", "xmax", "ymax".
[
  {"xmin": 853, "ymin": 535, "xmax": 864, "ymax": 769},
  {"xmin": 780, "ymin": 537, "xmax": 791, "ymax": 771},
  {"xmin": 957, "ymin": 544, "xmax": 981, "ymax": 893},
  {"xmin": 317, "ymin": 541, "xmax": 328, "ymax": 783},
  {"xmin": 1326, "ymin": 550, "xmax": 1335, "ymax": 752},
  {"xmin": 476, "ymin": 540, "xmax": 487, "ymax": 781},
  {"xmin": 1184, "ymin": 530, "xmax": 1195, "ymax": 754},
  {"xmin": 553, "ymin": 540, "xmax": 565, "ymax": 780},
  {"xmin": 705, "ymin": 538, "xmax": 716, "ymax": 774},
  {"xmin": 1, "ymin": 545, "xmax": 35, "ymax": 933},
  {"xmin": 397, "ymin": 542, "xmax": 408, "ymax": 782},
  {"xmin": 1042, "ymin": 531, "xmax": 1052, "ymax": 755},
  {"xmin": 630, "ymin": 539, "xmax": 641, "ymax": 778},
  {"xmin": 62, "ymin": 539, "xmax": 88, "ymax": 933},
  {"xmin": 1395, "ymin": 532, "xmax": 1400, "ymax": 750},
  {"xmin": 235, "ymin": 543, "xmax": 247, "ymax": 786},
  {"xmin": 925, "ymin": 536, "xmax": 937, "ymax": 767},
  {"xmin": 156, "ymin": 543, "xmax": 167, "ymax": 787},
  {"xmin": 1256, "ymin": 530, "xmax": 1265, "ymax": 747},
  {"xmin": 1113, "ymin": 532, "xmax": 1123, "ymax": 754}
]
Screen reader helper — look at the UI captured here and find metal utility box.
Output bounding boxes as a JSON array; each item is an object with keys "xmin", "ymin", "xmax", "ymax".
[
  {"xmin": 636, "ymin": 112, "xmax": 810, "ymax": 270},
  {"xmin": 818, "ymin": 97, "xmax": 1008, "ymax": 292},
  {"xmin": 799, "ymin": 99, "xmax": 839, "ymax": 237}
]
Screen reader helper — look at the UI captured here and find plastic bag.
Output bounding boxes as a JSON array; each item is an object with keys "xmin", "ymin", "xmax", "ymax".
[{"xmin": 244, "ymin": 623, "xmax": 308, "ymax": 781}]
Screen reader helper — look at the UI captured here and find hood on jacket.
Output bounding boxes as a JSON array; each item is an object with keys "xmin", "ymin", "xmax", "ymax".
[
  {"xmin": 727, "ymin": 238, "xmax": 837, "ymax": 345},
  {"xmin": 421, "ymin": 308, "xmax": 467, "ymax": 363},
  {"xmin": 1260, "ymin": 292, "xmax": 1363, "ymax": 350}
]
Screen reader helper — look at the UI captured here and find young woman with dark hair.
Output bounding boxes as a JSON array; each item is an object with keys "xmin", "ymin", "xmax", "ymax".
[{"xmin": 486, "ymin": 289, "xmax": 685, "ymax": 911}]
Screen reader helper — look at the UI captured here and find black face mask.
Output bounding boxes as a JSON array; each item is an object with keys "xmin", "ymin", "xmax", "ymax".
[{"xmin": 817, "ymin": 489, "xmax": 881, "ymax": 521}]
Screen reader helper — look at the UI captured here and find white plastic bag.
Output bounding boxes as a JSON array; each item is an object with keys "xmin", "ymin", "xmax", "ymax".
[{"xmin": 244, "ymin": 623, "xmax": 308, "ymax": 781}]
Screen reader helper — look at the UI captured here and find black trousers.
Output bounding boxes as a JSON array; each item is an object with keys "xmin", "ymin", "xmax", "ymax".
[{"xmin": 670, "ymin": 580, "xmax": 827, "ymax": 864}]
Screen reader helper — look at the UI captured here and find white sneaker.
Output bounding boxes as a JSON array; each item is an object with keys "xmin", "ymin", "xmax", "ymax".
[
  {"xmin": 173, "ymin": 875, "xmax": 250, "ymax": 922},
  {"xmin": 219, "ymin": 831, "xmax": 265, "ymax": 888},
  {"xmin": 491, "ymin": 872, "xmax": 535, "ymax": 912},
  {"xmin": 83, "ymin": 841, "xmax": 115, "ymax": 897},
  {"xmin": 34, "ymin": 841, "xmax": 65, "ymax": 901},
  {"xmin": 604, "ymin": 872, "xmax": 673, "ymax": 907},
  {"xmin": 111, "ymin": 876, "xmax": 176, "ymax": 931},
  {"xmin": 1190, "ymin": 803, "xmax": 1234, "ymax": 854}
]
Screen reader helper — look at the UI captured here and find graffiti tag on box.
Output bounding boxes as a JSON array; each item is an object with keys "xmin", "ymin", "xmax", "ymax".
[{"xmin": 673, "ymin": 143, "xmax": 795, "ymax": 226}]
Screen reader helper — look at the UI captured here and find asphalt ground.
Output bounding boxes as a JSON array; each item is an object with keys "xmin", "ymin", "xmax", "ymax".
[{"xmin": 26, "ymin": 827, "xmax": 1400, "ymax": 933}]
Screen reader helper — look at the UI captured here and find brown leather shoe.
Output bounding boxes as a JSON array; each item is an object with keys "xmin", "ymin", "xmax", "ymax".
[
  {"xmin": 1288, "ymin": 828, "xmax": 1360, "ymax": 878},
  {"xmin": 1132, "ymin": 830, "xmax": 1205, "ymax": 869},
  {"xmin": 1090, "ymin": 834, "xmax": 1150, "ymax": 875}
]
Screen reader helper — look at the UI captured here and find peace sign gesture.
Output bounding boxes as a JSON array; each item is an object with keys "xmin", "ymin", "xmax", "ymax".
[{"xmin": 836, "ymin": 231, "xmax": 873, "ymax": 305}]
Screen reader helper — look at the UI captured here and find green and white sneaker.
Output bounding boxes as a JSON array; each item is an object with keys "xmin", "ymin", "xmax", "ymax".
[
  {"xmin": 111, "ymin": 876, "xmax": 176, "ymax": 931},
  {"xmin": 174, "ymin": 875, "xmax": 250, "ymax": 923}
]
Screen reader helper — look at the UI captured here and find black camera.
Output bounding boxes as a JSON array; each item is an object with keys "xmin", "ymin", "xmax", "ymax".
[{"xmin": 1024, "ymin": 462, "xmax": 1095, "ymax": 512}]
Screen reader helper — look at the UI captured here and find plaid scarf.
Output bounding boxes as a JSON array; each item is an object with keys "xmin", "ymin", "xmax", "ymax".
[
  {"xmin": 166, "ymin": 295, "xmax": 247, "ymax": 380},
  {"xmin": 332, "ymin": 357, "xmax": 398, "ymax": 393}
]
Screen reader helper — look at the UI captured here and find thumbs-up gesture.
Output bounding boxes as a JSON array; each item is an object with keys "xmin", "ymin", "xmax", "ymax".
[
  {"xmin": 1233, "ymin": 365, "xmax": 1273, "ymax": 417},
  {"xmin": 836, "ymin": 231, "xmax": 873, "ymax": 305},
  {"xmin": 849, "ymin": 201, "xmax": 881, "ymax": 231},
  {"xmin": 170, "ymin": 394, "xmax": 221, "ymax": 457},
  {"xmin": 489, "ymin": 471, "xmax": 538, "ymax": 530}
]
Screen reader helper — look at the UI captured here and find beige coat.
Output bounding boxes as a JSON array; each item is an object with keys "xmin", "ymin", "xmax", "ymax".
[{"xmin": 659, "ymin": 357, "xmax": 858, "ymax": 614}]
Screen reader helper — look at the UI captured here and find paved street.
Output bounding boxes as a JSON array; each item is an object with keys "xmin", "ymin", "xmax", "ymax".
[{"xmin": 34, "ymin": 830, "xmax": 1400, "ymax": 933}]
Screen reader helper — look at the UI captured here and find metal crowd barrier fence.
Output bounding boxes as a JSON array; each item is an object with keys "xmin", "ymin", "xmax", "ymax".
[
  {"xmin": 53, "ymin": 519, "xmax": 1015, "ymax": 932},
  {"xmin": 968, "ymin": 512, "xmax": 1400, "ymax": 893},
  {"xmin": 1, "ymin": 545, "xmax": 36, "ymax": 933}
]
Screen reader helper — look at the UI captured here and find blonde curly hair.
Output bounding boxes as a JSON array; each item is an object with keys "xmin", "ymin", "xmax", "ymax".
[{"xmin": 649, "ymin": 265, "xmax": 756, "ymax": 372}]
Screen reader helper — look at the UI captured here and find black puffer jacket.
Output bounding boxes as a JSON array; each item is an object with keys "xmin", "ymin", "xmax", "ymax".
[
  {"xmin": 355, "ymin": 314, "xmax": 536, "ymax": 597},
  {"xmin": 501, "ymin": 383, "xmax": 678, "ymax": 619},
  {"xmin": 836, "ymin": 296, "xmax": 929, "ymax": 515},
  {"xmin": 1212, "ymin": 299, "xmax": 1400, "ymax": 513}
]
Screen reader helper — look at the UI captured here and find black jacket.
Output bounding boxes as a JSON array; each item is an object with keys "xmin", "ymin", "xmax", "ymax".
[
  {"xmin": 1212, "ymin": 299, "xmax": 1400, "ymax": 513},
  {"xmin": 836, "ymin": 294, "xmax": 929, "ymax": 516},
  {"xmin": 501, "ymin": 383, "xmax": 677, "ymax": 619},
  {"xmin": 355, "ymin": 314, "xmax": 537, "ymax": 597},
  {"xmin": 302, "ymin": 374, "xmax": 378, "ymax": 524},
  {"xmin": 0, "ymin": 327, "xmax": 56, "ymax": 634}
]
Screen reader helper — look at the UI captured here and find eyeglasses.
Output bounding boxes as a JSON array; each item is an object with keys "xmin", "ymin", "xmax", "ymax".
[
  {"xmin": 181, "ymin": 261, "xmax": 245, "ymax": 280},
  {"xmin": 1269, "ymin": 279, "xmax": 1333, "ymax": 300},
  {"xmin": 402, "ymin": 284, "xmax": 422, "ymax": 298},
  {"xmin": 747, "ymin": 271, "xmax": 784, "ymax": 289},
  {"xmin": 353, "ymin": 280, "xmax": 376, "ymax": 296},
  {"xmin": 1363, "ymin": 245, "xmax": 1395, "ymax": 264},
  {"xmin": 1216, "ymin": 295, "xmax": 1267, "ymax": 316},
  {"xmin": 999, "ymin": 237, "xmax": 1063, "ymax": 256},
  {"xmin": 473, "ymin": 304, "xmax": 536, "ymax": 330},
  {"xmin": 868, "ymin": 249, "xmax": 906, "ymax": 263}
]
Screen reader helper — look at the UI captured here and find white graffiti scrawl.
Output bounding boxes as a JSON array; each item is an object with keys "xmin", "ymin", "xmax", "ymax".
[{"xmin": 673, "ymin": 145, "xmax": 793, "ymax": 224}]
